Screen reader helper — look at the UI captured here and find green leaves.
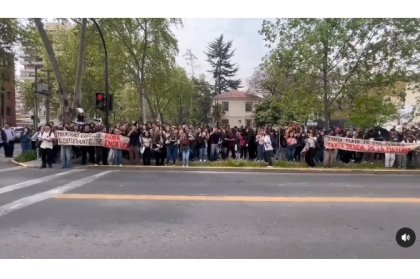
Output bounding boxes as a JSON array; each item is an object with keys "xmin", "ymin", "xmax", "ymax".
[
  {"xmin": 348, "ymin": 94, "xmax": 398, "ymax": 129},
  {"xmin": 259, "ymin": 18, "xmax": 420, "ymax": 128}
]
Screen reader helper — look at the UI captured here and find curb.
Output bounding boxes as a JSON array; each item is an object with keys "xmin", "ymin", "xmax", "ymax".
[
  {"xmin": 7, "ymin": 159, "xmax": 420, "ymax": 175},
  {"xmin": 88, "ymin": 165, "xmax": 420, "ymax": 175},
  {"xmin": 8, "ymin": 159, "xmax": 29, "ymax": 168}
]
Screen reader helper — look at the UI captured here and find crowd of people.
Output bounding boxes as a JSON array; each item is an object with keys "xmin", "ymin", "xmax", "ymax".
[{"xmin": 1, "ymin": 121, "xmax": 420, "ymax": 169}]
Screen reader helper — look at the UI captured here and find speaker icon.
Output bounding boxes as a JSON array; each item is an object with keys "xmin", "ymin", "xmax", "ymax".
[
  {"xmin": 401, "ymin": 234, "xmax": 410, "ymax": 242},
  {"xmin": 396, "ymin": 227, "xmax": 416, "ymax": 248}
]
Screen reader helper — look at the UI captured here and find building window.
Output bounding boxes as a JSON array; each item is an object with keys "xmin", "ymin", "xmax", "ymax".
[
  {"xmin": 222, "ymin": 102, "xmax": 229, "ymax": 112},
  {"xmin": 245, "ymin": 119, "xmax": 252, "ymax": 127},
  {"xmin": 6, "ymin": 107, "xmax": 11, "ymax": 117},
  {"xmin": 221, "ymin": 119, "xmax": 229, "ymax": 127},
  {"xmin": 238, "ymin": 120, "xmax": 241, "ymax": 124},
  {"xmin": 7, "ymin": 91, "xmax": 11, "ymax": 100},
  {"xmin": 245, "ymin": 102, "xmax": 253, "ymax": 112}
]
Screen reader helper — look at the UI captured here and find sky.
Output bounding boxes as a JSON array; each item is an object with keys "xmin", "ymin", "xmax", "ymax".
[{"xmin": 171, "ymin": 19, "xmax": 270, "ymax": 89}]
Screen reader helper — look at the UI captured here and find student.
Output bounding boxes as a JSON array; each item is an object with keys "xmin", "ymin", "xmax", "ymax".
[
  {"xmin": 180, "ymin": 132, "xmax": 191, "ymax": 167},
  {"xmin": 37, "ymin": 124, "xmax": 55, "ymax": 168},
  {"xmin": 127, "ymin": 125, "xmax": 140, "ymax": 165},
  {"xmin": 112, "ymin": 128, "xmax": 123, "ymax": 166},
  {"xmin": 20, "ymin": 127, "xmax": 32, "ymax": 154},
  {"xmin": 286, "ymin": 131, "xmax": 297, "ymax": 161},
  {"xmin": 141, "ymin": 131, "xmax": 152, "ymax": 165},
  {"xmin": 1, "ymin": 123, "xmax": 16, "ymax": 158},
  {"xmin": 263, "ymin": 129, "xmax": 274, "ymax": 167}
]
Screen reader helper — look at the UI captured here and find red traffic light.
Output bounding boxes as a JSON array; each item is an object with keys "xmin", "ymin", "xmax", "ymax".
[{"xmin": 97, "ymin": 94, "xmax": 104, "ymax": 101}]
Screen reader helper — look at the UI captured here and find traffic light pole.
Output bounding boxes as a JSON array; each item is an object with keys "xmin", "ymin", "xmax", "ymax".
[{"xmin": 91, "ymin": 19, "xmax": 110, "ymax": 132}]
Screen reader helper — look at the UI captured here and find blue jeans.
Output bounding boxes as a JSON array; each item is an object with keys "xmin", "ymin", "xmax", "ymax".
[
  {"xmin": 287, "ymin": 147, "xmax": 296, "ymax": 161},
  {"xmin": 60, "ymin": 146, "xmax": 72, "ymax": 168},
  {"xmin": 182, "ymin": 148, "xmax": 190, "ymax": 166},
  {"xmin": 257, "ymin": 144, "xmax": 264, "ymax": 160},
  {"xmin": 21, "ymin": 140, "xmax": 32, "ymax": 154},
  {"xmin": 112, "ymin": 149, "xmax": 123, "ymax": 165},
  {"xmin": 315, "ymin": 149, "xmax": 324, "ymax": 163},
  {"xmin": 166, "ymin": 145, "xmax": 178, "ymax": 164},
  {"xmin": 199, "ymin": 147, "xmax": 208, "ymax": 161},
  {"xmin": 210, "ymin": 144, "xmax": 219, "ymax": 161}
]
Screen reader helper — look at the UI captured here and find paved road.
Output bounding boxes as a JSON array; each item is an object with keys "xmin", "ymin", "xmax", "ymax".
[{"xmin": 0, "ymin": 166, "xmax": 419, "ymax": 258}]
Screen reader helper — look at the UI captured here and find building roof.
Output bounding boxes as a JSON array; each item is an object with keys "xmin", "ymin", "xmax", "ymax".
[{"xmin": 213, "ymin": 90, "xmax": 263, "ymax": 100}]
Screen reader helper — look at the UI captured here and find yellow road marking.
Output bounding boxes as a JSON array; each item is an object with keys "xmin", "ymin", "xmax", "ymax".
[{"xmin": 55, "ymin": 194, "xmax": 420, "ymax": 204}]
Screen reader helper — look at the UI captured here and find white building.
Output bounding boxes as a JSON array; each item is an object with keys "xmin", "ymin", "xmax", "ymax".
[{"xmin": 212, "ymin": 90, "xmax": 263, "ymax": 128}]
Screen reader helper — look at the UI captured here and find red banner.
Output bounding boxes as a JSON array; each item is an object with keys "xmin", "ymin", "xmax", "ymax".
[{"xmin": 324, "ymin": 136, "xmax": 420, "ymax": 154}]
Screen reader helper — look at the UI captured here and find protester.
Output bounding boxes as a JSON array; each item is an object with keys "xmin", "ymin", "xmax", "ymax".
[
  {"xmin": 301, "ymin": 131, "xmax": 317, "ymax": 168},
  {"xmin": 141, "ymin": 130, "xmax": 152, "ymax": 165},
  {"xmin": 180, "ymin": 132, "xmax": 191, "ymax": 167},
  {"xmin": 127, "ymin": 124, "xmax": 140, "ymax": 165},
  {"xmin": 38, "ymin": 124, "xmax": 55, "ymax": 168},
  {"xmin": 20, "ymin": 127, "xmax": 32, "ymax": 154},
  {"xmin": 263, "ymin": 129, "xmax": 274, "ymax": 167},
  {"xmin": 1, "ymin": 123, "xmax": 16, "ymax": 158}
]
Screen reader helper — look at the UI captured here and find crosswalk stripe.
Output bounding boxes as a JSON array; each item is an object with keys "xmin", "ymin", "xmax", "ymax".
[
  {"xmin": 0, "ymin": 169, "xmax": 86, "ymax": 195},
  {"xmin": 0, "ymin": 170, "xmax": 115, "ymax": 217},
  {"xmin": 0, "ymin": 167, "xmax": 23, "ymax": 173}
]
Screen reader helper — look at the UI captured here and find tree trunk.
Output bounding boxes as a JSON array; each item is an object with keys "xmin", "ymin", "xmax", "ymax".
[
  {"xmin": 322, "ymin": 37, "xmax": 330, "ymax": 130},
  {"xmin": 140, "ymin": 21, "xmax": 148, "ymax": 124},
  {"xmin": 73, "ymin": 18, "xmax": 88, "ymax": 110},
  {"xmin": 34, "ymin": 18, "xmax": 72, "ymax": 124}
]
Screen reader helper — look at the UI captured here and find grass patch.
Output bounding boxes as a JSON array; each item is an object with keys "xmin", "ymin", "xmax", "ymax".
[{"xmin": 15, "ymin": 150, "xmax": 37, "ymax": 162}]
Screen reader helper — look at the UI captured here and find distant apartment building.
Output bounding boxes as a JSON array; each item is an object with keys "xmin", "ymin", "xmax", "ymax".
[
  {"xmin": 212, "ymin": 90, "xmax": 263, "ymax": 128},
  {"xmin": 0, "ymin": 52, "xmax": 16, "ymax": 126}
]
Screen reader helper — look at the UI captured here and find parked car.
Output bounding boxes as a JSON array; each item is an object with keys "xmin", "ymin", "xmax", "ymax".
[{"xmin": 11, "ymin": 127, "xmax": 24, "ymax": 143}]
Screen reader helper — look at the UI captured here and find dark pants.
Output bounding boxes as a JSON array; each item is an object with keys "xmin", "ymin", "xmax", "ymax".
[
  {"xmin": 265, "ymin": 150, "xmax": 273, "ymax": 166},
  {"xmin": 295, "ymin": 145, "xmax": 304, "ymax": 162},
  {"xmin": 95, "ymin": 146, "xmax": 109, "ymax": 165},
  {"xmin": 240, "ymin": 146, "xmax": 248, "ymax": 159},
  {"xmin": 81, "ymin": 146, "xmax": 95, "ymax": 165},
  {"xmin": 4, "ymin": 141, "xmax": 14, "ymax": 158},
  {"xmin": 305, "ymin": 148, "xmax": 316, "ymax": 167},
  {"xmin": 40, "ymin": 148, "xmax": 52, "ymax": 168},
  {"xmin": 155, "ymin": 149, "xmax": 165, "ymax": 166},
  {"xmin": 143, "ymin": 147, "xmax": 151, "ymax": 165}
]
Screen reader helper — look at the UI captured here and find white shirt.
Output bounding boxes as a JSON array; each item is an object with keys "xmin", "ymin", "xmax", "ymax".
[
  {"xmin": 38, "ymin": 131, "xmax": 55, "ymax": 149},
  {"xmin": 263, "ymin": 135, "xmax": 273, "ymax": 151}
]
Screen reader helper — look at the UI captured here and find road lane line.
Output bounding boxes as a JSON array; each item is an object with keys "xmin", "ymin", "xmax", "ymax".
[
  {"xmin": 0, "ymin": 170, "xmax": 115, "ymax": 217},
  {"xmin": 0, "ymin": 169, "xmax": 86, "ymax": 195},
  {"xmin": 0, "ymin": 166, "xmax": 23, "ymax": 173},
  {"xmin": 54, "ymin": 194, "xmax": 420, "ymax": 204}
]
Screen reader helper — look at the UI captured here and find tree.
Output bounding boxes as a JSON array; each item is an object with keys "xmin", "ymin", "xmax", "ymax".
[
  {"xmin": 260, "ymin": 19, "xmax": 420, "ymax": 129},
  {"xmin": 348, "ymin": 95, "xmax": 398, "ymax": 129},
  {"xmin": 33, "ymin": 18, "xmax": 91, "ymax": 124},
  {"xmin": 205, "ymin": 34, "xmax": 241, "ymax": 95},
  {"xmin": 105, "ymin": 18, "xmax": 181, "ymax": 123},
  {"xmin": 191, "ymin": 77, "xmax": 213, "ymax": 123},
  {"xmin": 211, "ymin": 103, "xmax": 225, "ymax": 126},
  {"xmin": 253, "ymin": 97, "xmax": 282, "ymax": 127}
]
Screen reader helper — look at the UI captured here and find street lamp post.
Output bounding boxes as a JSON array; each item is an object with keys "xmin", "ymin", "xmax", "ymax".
[{"xmin": 91, "ymin": 18, "xmax": 110, "ymax": 132}]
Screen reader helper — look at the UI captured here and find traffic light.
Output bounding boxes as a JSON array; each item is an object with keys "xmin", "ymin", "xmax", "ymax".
[{"xmin": 96, "ymin": 93, "xmax": 106, "ymax": 111}]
